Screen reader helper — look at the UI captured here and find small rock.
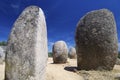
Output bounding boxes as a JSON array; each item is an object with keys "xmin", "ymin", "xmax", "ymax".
[
  {"xmin": 116, "ymin": 58, "xmax": 120, "ymax": 65},
  {"xmin": 115, "ymin": 73, "xmax": 120, "ymax": 80},
  {"xmin": 52, "ymin": 41, "xmax": 68, "ymax": 63},
  {"xmin": 69, "ymin": 47, "xmax": 77, "ymax": 59}
]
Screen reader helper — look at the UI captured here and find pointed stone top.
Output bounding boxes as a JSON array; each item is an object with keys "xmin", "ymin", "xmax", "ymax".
[
  {"xmin": 12, "ymin": 5, "xmax": 46, "ymax": 30},
  {"xmin": 23, "ymin": 5, "xmax": 43, "ymax": 13}
]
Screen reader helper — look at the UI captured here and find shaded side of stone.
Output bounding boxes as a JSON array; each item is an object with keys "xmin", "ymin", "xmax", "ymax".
[
  {"xmin": 5, "ymin": 6, "xmax": 48, "ymax": 80},
  {"xmin": 75, "ymin": 9, "xmax": 118, "ymax": 70}
]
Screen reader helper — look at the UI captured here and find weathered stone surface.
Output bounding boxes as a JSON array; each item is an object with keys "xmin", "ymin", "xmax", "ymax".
[
  {"xmin": 116, "ymin": 58, "xmax": 120, "ymax": 65},
  {"xmin": 5, "ymin": 6, "xmax": 48, "ymax": 80},
  {"xmin": 0, "ymin": 46, "xmax": 6, "ymax": 64},
  {"xmin": 52, "ymin": 41, "xmax": 68, "ymax": 63},
  {"xmin": 75, "ymin": 9, "xmax": 118, "ymax": 70},
  {"xmin": 1, "ymin": 46, "xmax": 6, "ymax": 51},
  {"xmin": 69, "ymin": 47, "xmax": 76, "ymax": 59}
]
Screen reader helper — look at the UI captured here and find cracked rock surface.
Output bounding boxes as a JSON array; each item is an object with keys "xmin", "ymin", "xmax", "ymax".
[
  {"xmin": 5, "ymin": 6, "xmax": 48, "ymax": 80},
  {"xmin": 75, "ymin": 9, "xmax": 118, "ymax": 70}
]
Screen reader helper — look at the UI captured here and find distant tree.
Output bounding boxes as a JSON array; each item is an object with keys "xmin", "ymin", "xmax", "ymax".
[
  {"xmin": 0, "ymin": 41, "xmax": 7, "ymax": 46},
  {"xmin": 48, "ymin": 52, "xmax": 53, "ymax": 57}
]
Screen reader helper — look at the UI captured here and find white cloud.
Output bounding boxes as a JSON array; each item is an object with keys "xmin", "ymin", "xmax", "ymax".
[
  {"xmin": 11, "ymin": 4, "xmax": 19, "ymax": 9},
  {"xmin": 48, "ymin": 42, "xmax": 54, "ymax": 46}
]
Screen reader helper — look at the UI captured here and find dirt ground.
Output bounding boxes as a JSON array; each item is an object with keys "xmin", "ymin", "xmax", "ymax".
[
  {"xmin": 0, "ymin": 63, "xmax": 5, "ymax": 80},
  {"xmin": 46, "ymin": 58, "xmax": 84, "ymax": 80},
  {"xmin": 0, "ymin": 58, "xmax": 84, "ymax": 80},
  {"xmin": 0, "ymin": 58, "xmax": 120, "ymax": 80},
  {"xmin": 46, "ymin": 58, "xmax": 120, "ymax": 80}
]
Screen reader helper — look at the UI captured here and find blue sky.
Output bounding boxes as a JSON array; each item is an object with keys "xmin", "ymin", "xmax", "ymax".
[{"xmin": 0, "ymin": 0, "xmax": 120, "ymax": 52}]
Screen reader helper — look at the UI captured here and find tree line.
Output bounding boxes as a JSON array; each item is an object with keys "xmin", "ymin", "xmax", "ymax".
[
  {"xmin": 0, "ymin": 41, "xmax": 120, "ymax": 59},
  {"xmin": 0, "ymin": 41, "xmax": 7, "ymax": 46}
]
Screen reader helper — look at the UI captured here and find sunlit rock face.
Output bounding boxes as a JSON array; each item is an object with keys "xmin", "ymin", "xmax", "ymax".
[
  {"xmin": 52, "ymin": 41, "xmax": 68, "ymax": 63},
  {"xmin": 5, "ymin": 6, "xmax": 48, "ymax": 80},
  {"xmin": 69, "ymin": 47, "xmax": 76, "ymax": 59},
  {"xmin": 75, "ymin": 9, "xmax": 118, "ymax": 70},
  {"xmin": 0, "ymin": 46, "xmax": 6, "ymax": 64}
]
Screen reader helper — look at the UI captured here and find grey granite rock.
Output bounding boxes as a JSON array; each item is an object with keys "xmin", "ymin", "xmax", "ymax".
[
  {"xmin": 116, "ymin": 58, "xmax": 120, "ymax": 65},
  {"xmin": 5, "ymin": 6, "xmax": 48, "ymax": 80},
  {"xmin": 0, "ymin": 46, "xmax": 6, "ymax": 64},
  {"xmin": 52, "ymin": 41, "xmax": 68, "ymax": 63},
  {"xmin": 114, "ymin": 73, "xmax": 120, "ymax": 80},
  {"xmin": 75, "ymin": 9, "xmax": 118, "ymax": 70},
  {"xmin": 1, "ymin": 46, "xmax": 6, "ymax": 51},
  {"xmin": 69, "ymin": 47, "xmax": 76, "ymax": 59}
]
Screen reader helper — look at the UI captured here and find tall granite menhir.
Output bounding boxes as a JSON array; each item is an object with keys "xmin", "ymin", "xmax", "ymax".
[
  {"xmin": 5, "ymin": 6, "xmax": 48, "ymax": 80},
  {"xmin": 75, "ymin": 9, "xmax": 118, "ymax": 70}
]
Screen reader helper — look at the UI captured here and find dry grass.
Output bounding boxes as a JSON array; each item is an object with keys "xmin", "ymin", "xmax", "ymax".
[
  {"xmin": 46, "ymin": 58, "xmax": 84, "ymax": 80},
  {"xmin": 78, "ymin": 70, "xmax": 115, "ymax": 80},
  {"xmin": 76, "ymin": 65, "xmax": 120, "ymax": 80},
  {"xmin": 1, "ymin": 59, "xmax": 120, "ymax": 80}
]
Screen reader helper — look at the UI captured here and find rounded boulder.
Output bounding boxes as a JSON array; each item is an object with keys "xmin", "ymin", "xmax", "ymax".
[
  {"xmin": 69, "ymin": 47, "xmax": 76, "ymax": 59},
  {"xmin": 52, "ymin": 41, "xmax": 68, "ymax": 63}
]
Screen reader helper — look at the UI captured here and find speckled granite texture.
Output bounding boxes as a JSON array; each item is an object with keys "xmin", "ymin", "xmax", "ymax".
[{"xmin": 5, "ymin": 6, "xmax": 48, "ymax": 80}]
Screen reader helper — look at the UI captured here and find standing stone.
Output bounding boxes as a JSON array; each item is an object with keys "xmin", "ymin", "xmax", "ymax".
[
  {"xmin": 0, "ymin": 46, "xmax": 6, "ymax": 64},
  {"xmin": 75, "ymin": 9, "xmax": 118, "ymax": 70},
  {"xmin": 53, "ymin": 41, "xmax": 68, "ymax": 63},
  {"xmin": 116, "ymin": 58, "xmax": 120, "ymax": 65},
  {"xmin": 5, "ymin": 6, "xmax": 48, "ymax": 80},
  {"xmin": 1, "ymin": 46, "xmax": 6, "ymax": 51},
  {"xmin": 69, "ymin": 47, "xmax": 76, "ymax": 59}
]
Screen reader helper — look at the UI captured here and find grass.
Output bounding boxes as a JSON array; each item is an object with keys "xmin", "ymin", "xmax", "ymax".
[{"xmin": 77, "ymin": 68, "xmax": 120, "ymax": 80}]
